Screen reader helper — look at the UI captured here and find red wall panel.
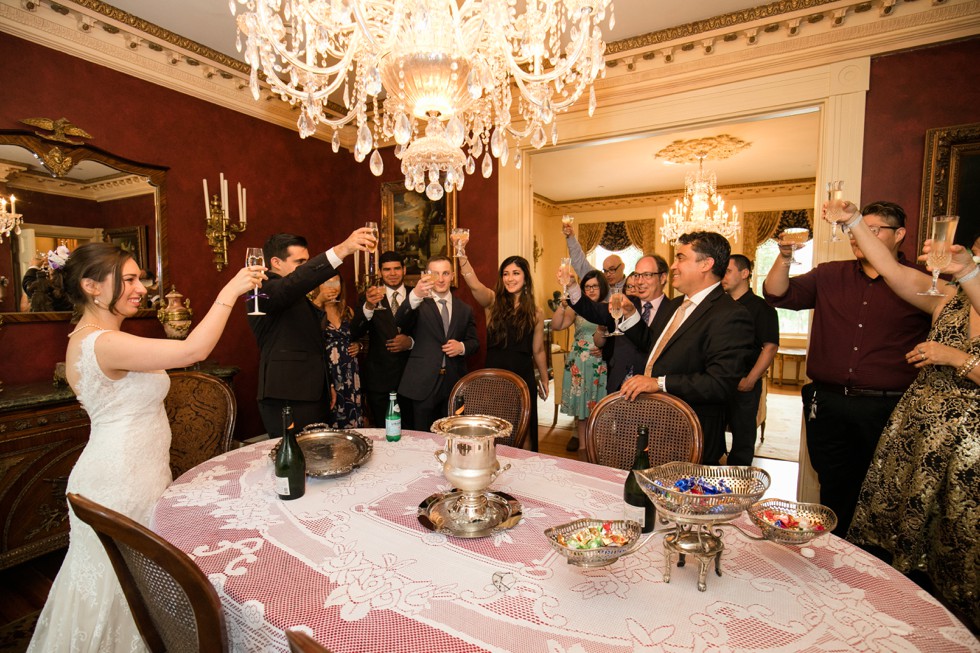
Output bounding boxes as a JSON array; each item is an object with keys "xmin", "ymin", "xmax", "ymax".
[{"xmin": 861, "ymin": 37, "xmax": 980, "ymax": 260}]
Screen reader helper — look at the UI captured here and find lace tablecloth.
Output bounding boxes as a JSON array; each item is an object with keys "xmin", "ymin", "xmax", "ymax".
[{"xmin": 151, "ymin": 430, "xmax": 977, "ymax": 652}]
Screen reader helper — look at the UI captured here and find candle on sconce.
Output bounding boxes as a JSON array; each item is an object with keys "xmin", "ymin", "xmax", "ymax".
[
  {"xmin": 354, "ymin": 245, "xmax": 359, "ymax": 283},
  {"xmin": 242, "ymin": 187, "xmax": 247, "ymax": 224},
  {"xmin": 220, "ymin": 173, "xmax": 229, "ymax": 219},
  {"xmin": 237, "ymin": 182, "xmax": 243, "ymax": 224},
  {"xmin": 203, "ymin": 179, "xmax": 210, "ymax": 220}
]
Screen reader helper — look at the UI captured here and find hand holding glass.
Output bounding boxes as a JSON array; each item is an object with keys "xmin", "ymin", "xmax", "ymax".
[
  {"xmin": 451, "ymin": 228, "xmax": 470, "ymax": 257},
  {"xmin": 607, "ymin": 292, "xmax": 625, "ymax": 336},
  {"xmin": 918, "ymin": 215, "xmax": 959, "ymax": 296},
  {"xmin": 779, "ymin": 228, "xmax": 809, "ymax": 266},
  {"xmin": 825, "ymin": 181, "xmax": 845, "ymax": 242},
  {"xmin": 418, "ymin": 270, "xmax": 436, "ymax": 298},
  {"xmin": 245, "ymin": 248, "xmax": 266, "ymax": 315}
]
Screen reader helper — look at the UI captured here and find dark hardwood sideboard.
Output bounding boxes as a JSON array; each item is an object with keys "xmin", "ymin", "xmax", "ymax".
[{"xmin": 0, "ymin": 363, "xmax": 238, "ymax": 570}]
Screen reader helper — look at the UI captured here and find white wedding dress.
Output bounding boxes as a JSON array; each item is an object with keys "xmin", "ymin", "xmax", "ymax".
[{"xmin": 28, "ymin": 330, "xmax": 173, "ymax": 653}]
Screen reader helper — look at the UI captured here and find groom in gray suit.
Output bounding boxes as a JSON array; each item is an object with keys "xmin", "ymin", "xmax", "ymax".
[{"xmin": 395, "ymin": 256, "xmax": 479, "ymax": 430}]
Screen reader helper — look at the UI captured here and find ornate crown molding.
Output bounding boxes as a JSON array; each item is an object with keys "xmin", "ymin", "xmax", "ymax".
[{"xmin": 6, "ymin": 170, "xmax": 152, "ymax": 201}]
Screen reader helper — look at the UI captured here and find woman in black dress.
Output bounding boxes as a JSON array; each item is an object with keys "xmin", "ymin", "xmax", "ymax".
[{"xmin": 458, "ymin": 254, "xmax": 549, "ymax": 451}]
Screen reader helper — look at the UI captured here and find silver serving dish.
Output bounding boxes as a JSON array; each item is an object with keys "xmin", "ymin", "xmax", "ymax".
[
  {"xmin": 269, "ymin": 425, "xmax": 372, "ymax": 477},
  {"xmin": 417, "ymin": 490, "xmax": 522, "ymax": 538},
  {"xmin": 635, "ymin": 463, "xmax": 770, "ymax": 524},
  {"xmin": 748, "ymin": 498, "xmax": 837, "ymax": 545},
  {"xmin": 545, "ymin": 518, "xmax": 644, "ymax": 568}
]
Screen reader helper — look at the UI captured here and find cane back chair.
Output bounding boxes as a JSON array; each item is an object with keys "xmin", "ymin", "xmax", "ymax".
[
  {"xmin": 447, "ymin": 369, "xmax": 531, "ymax": 448},
  {"xmin": 584, "ymin": 392, "xmax": 703, "ymax": 470},
  {"xmin": 66, "ymin": 493, "xmax": 228, "ymax": 653},
  {"xmin": 165, "ymin": 371, "xmax": 236, "ymax": 479}
]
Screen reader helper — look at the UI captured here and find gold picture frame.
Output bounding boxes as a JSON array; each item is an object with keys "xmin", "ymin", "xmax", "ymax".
[
  {"xmin": 919, "ymin": 121, "xmax": 980, "ymax": 252},
  {"xmin": 105, "ymin": 225, "xmax": 150, "ymax": 270},
  {"xmin": 380, "ymin": 182, "xmax": 458, "ymax": 284}
]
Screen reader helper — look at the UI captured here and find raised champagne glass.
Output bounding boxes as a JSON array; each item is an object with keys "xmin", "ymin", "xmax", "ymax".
[
  {"xmin": 561, "ymin": 214, "xmax": 575, "ymax": 229},
  {"xmin": 918, "ymin": 215, "xmax": 959, "ymax": 296},
  {"xmin": 245, "ymin": 247, "xmax": 265, "ymax": 316},
  {"xmin": 558, "ymin": 257, "xmax": 572, "ymax": 301},
  {"xmin": 365, "ymin": 221, "xmax": 379, "ymax": 285},
  {"xmin": 418, "ymin": 269, "xmax": 436, "ymax": 298},
  {"xmin": 607, "ymin": 292, "xmax": 625, "ymax": 336},
  {"xmin": 826, "ymin": 181, "xmax": 845, "ymax": 242},
  {"xmin": 780, "ymin": 228, "xmax": 809, "ymax": 266},
  {"xmin": 451, "ymin": 228, "xmax": 470, "ymax": 258}
]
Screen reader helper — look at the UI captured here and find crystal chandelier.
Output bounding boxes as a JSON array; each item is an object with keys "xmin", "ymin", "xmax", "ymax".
[
  {"xmin": 0, "ymin": 194, "xmax": 21, "ymax": 244},
  {"xmin": 660, "ymin": 157, "xmax": 739, "ymax": 244},
  {"xmin": 232, "ymin": 0, "xmax": 613, "ymax": 200}
]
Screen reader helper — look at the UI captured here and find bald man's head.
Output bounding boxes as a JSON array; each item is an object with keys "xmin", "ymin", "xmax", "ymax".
[{"xmin": 602, "ymin": 254, "xmax": 625, "ymax": 287}]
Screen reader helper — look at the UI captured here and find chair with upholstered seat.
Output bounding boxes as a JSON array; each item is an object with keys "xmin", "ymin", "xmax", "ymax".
[
  {"xmin": 584, "ymin": 392, "xmax": 703, "ymax": 470},
  {"xmin": 286, "ymin": 630, "xmax": 333, "ymax": 652},
  {"xmin": 165, "ymin": 371, "xmax": 236, "ymax": 479},
  {"xmin": 447, "ymin": 369, "xmax": 531, "ymax": 448},
  {"xmin": 66, "ymin": 493, "xmax": 228, "ymax": 653}
]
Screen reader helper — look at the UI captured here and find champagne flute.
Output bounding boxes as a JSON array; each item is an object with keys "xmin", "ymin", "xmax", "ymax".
[
  {"xmin": 365, "ymin": 221, "xmax": 379, "ymax": 284},
  {"xmin": 245, "ymin": 247, "xmax": 265, "ymax": 315},
  {"xmin": 607, "ymin": 292, "xmax": 625, "ymax": 336},
  {"xmin": 561, "ymin": 214, "xmax": 575, "ymax": 229},
  {"xmin": 418, "ymin": 270, "xmax": 436, "ymax": 298},
  {"xmin": 558, "ymin": 257, "xmax": 572, "ymax": 301},
  {"xmin": 918, "ymin": 215, "xmax": 959, "ymax": 296},
  {"xmin": 451, "ymin": 228, "xmax": 470, "ymax": 258},
  {"xmin": 780, "ymin": 228, "xmax": 809, "ymax": 265},
  {"xmin": 826, "ymin": 181, "xmax": 845, "ymax": 242}
]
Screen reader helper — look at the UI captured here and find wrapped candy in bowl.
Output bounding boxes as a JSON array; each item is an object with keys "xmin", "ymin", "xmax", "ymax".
[
  {"xmin": 748, "ymin": 498, "xmax": 837, "ymax": 545},
  {"xmin": 634, "ymin": 462, "xmax": 771, "ymax": 524},
  {"xmin": 545, "ymin": 519, "xmax": 643, "ymax": 568}
]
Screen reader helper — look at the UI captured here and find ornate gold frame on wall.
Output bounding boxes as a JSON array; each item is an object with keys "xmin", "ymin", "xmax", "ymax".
[
  {"xmin": 379, "ymin": 182, "xmax": 458, "ymax": 285},
  {"xmin": 920, "ymin": 121, "xmax": 980, "ymax": 252}
]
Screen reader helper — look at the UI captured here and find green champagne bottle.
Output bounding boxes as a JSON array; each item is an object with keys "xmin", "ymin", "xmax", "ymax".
[
  {"xmin": 385, "ymin": 392, "xmax": 402, "ymax": 442},
  {"xmin": 275, "ymin": 406, "xmax": 306, "ymax": 500},
  {"xmin": 624, "ymin": 426, "xmax": 655, "ymax": 533}
]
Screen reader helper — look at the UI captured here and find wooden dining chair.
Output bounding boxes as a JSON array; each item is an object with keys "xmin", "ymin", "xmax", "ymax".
[
  {"xmin": 584, "ymin": 392, "xmax": 703, "ymax": 470},
  {"xmin": 286, "ymin": 630, "xmax": 333, "ymax": 653},
  {"xmin": 66, "ymin": 493, "xmax": 228, "ymax": 653},
  {"xmin": 447, "ymin": 369, "xmax": 531, "ymax": 448},
  {"xmin": 165, "ymin": 371, "xmax": 237, "ymax": 479}
]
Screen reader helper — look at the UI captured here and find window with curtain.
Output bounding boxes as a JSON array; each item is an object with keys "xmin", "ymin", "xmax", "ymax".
[
  {"xmin": 587, "ymin": 244, "xmax": 644, "ymax": 276},
  {"xmin": 754, "ymin": 238, "xmax": 812, "ymax": 336}
]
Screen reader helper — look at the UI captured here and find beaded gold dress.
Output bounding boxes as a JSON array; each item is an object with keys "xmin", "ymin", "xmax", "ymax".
[{"xmin": 848, "ymin": 290, "xmax": 979, "ymax": 630}]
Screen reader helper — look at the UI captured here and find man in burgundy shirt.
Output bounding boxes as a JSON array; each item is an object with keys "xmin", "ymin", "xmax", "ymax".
[{"xmin": 763, "ymin": 201, "xmax": 930, "ymax": 536}]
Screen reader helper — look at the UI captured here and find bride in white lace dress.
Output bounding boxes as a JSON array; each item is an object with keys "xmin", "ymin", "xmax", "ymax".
[{"xmin": 28, "ymin": 243, "xmax": 264, "ymax": 652}]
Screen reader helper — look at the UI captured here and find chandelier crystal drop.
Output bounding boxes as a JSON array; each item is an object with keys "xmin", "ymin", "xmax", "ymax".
[
  {"xmin": 660, "ymin": 157, "xmax": 739, "ymax": 244},
  {"xmin": 0, "ymin": 194, "xmax": 22, "ymax": 244},
  {"xmin": 232, "ymin": 0, "xmax": 613, "ymax": 200}
]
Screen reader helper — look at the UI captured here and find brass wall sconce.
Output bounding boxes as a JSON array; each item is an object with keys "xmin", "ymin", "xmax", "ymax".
[
  {"xmin": 203, "ymin": 173, "xmax": 246, "ymax": 271},
  {"xmin": 532, "ymin": 234, "xmax": 543, "ymax": 270}
]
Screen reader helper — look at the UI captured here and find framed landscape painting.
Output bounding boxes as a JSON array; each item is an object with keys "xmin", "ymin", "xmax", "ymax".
[
  {"xmin": 380, "ymin": 182, "xmax": 457, "ymax": 282},
  {"xmin": 105, "ymin": 225, "xmax": 149, "ymax": 270}
]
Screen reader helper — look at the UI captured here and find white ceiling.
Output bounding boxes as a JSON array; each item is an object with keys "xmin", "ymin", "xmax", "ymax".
[{"xmin": 101, "ymin": 1, "xmax": 819, "ymax": 200}]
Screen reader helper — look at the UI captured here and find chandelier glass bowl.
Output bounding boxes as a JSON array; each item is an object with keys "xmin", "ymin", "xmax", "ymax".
[{"xmin": 232, "ymin": 0, "xmax": 613, "ymax": 199}]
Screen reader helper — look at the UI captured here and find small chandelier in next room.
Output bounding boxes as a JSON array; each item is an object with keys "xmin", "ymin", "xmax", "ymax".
[
  {"xmin": 232, "ymin": 0, "xmax": 614, "ymax": 200},
  {"xmin": 658, "ymin": 135, "xmax": 749, "ymax": 244}
]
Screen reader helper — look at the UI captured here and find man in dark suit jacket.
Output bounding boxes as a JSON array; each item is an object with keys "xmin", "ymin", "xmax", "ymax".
[
  {"xmin": 395, "ymin": 256, "xmax": 479, "ymax": 431},
  {"xmin": 248, "ymin": 229, "xmax": 374, "ymax": 437},
  {"xmin": 618, "ymin": 232, "xmax": 755, "ymax": 465},
  {"xmin": 351, "ymin": 250, "xmax": 415, "ymax": 429}
]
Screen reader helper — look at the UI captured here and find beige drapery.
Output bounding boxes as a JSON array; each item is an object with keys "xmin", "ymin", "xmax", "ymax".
[
  {"xmin": 579, "ymin": 219, "xmax": 658, "ymax": 255},
  {"xmin": 742, "ymin": 211, "xmax": 783, "ymax": 258},
  {"xmin": 578, "ymin": 222, "xmax": 604, "ymax": 254}
]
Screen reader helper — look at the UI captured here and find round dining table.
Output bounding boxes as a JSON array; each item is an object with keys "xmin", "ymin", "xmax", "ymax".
[{"xmin": 151, "ymin": 429, "xmax": 977, "ymax": 652}]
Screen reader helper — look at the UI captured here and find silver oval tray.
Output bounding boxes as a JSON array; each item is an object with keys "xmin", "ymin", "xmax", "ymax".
[
  {"xmin": 269, "ymin": 426, "xmax": 372, "ymax": 477},
  {"xmin": 418, "ymin": 490, "xmax": 522, "ymax": 538}
]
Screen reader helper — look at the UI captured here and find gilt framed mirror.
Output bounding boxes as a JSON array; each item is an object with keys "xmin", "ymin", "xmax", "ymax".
[
  {"xmin": 0, "ymin": 130, "xmax": 167, "ymax": 322},
  {"xmin": 919, "ymin": 121, "xmax": 980, "ymax": 253}
]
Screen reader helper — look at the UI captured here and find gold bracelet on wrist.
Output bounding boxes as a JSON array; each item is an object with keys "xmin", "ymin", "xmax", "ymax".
[
  {"xmin": 956, "ymin": 353, "xmax": 980, "ymax": 379},
  {"xmin": 214, "ymin": 299, "xmax": 233, "ymax": 308}
]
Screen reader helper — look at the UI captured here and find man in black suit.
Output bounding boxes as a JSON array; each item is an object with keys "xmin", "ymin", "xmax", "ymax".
[
  {"xmin": 248, "ymin": 228, "xmax": 375, "ymax": 437},
  {"xmin": 619, "ymin": 232, "xmax": 755, "ymax": 465},
  {"xmin": 395, "ymin": 256, "xmax": 479, "ymax": 431},
  {"xmin": 351, "ymin": 250, "xmax": 415, "ymax": 429}
]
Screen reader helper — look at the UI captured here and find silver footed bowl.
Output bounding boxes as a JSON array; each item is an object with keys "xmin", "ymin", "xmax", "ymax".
[
  {"xmin": 635, "ymin": 463, "xmax": 770, "ymax": 524},
  {"xmin": 545, "ymin": 518, "xmax": 643, "ymax": 568},
  {"xmin": 748, "ymin": 498, "xmax": 837, "ymax": 545}
]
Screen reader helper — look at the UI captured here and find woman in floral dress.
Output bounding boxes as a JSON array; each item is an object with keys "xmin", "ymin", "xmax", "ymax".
[
  {"xmin": 552, "ymin": 270, "xmax": 609, "ymax": 452},
  {"xmin": 311, "ymin": 275, "xmax": 364, "ymax": 428}
]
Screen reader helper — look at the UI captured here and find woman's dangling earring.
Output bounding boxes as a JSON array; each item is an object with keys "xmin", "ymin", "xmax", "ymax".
[{"xmin": 93, "ymin": 297, "xmax": 101, "ymax": 306}]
